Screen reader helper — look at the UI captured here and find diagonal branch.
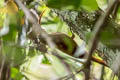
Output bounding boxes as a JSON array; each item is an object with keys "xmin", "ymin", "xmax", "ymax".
[
  {"xmin": 84, "ymin": 0, "xmax": 119, "ymax": 80},
  {"xmin": 14, "ymin": 0, "xmax": 75, "ymax": 77}
]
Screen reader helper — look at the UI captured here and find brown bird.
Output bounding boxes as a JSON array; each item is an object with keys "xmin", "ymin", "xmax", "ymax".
[
  {"xmin": 38, "ymin": 32, "xmax": 107, "ymax": 66},
  {"xmin": 28, "ymin": 9, "xmax": 108, "ymax": 67}
]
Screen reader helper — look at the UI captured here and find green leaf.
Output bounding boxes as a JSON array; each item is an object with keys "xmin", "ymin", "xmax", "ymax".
[
  {"xmin": 3, "ymin": 43, "xmax": 26, "ymax": 66},
  {"xmin": 85, "ymin": 32, "xmax": 92, "ymax": 42},
  {"xmin": 81, "ymin": 0, "xmax": 98, "ymax": 11},
  {"xmin": 47, "ymin": 0, "xmax": 80, "ymax": 10},
  {"xmin": 100, "ymin": 30, "xmax": 117, "ymax": 46},
  {"xmin": 2, "ymin": 23, "xmax": 18, "ymax": 42},
  {"xmin": 11, "ymin": 67, "xmax": 23, "ymax": 80},
  {"xmin": 47, "ymin": 0, "xmax": 98, "ymax": 11},
  {"xmin": 28, "ymin": 48, "xmax": 36, "ymax": 57},
  {"xmin": 42, "ymin": 55, "xmax": 51, "ymax": 64},
  {"xmin": 13, "ymin": 46, "xmax": 26, "ymax": 65},
  {"xmin": 116, "ymin": 6, "xmax": 120, "ymax": 20}
]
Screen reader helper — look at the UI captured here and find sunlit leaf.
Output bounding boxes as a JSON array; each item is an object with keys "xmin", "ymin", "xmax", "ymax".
[
  {"xmin": 96, "ymin": 0, "xmax": 107, "ymax": 11},
  {"xmin": 81, "ymin": 0, "xmax": 98, "ymax": 11},
  {"xmin": 0, "ymin": 0, "xmax": 4, "ymax": 7},
  {"xmin": 22, "ymin": 55, "xmax": 69, "ymax": 80},
  {"xmin": 116, "ymin": 7, "xmax": 120, "ymax": 21},
  {"xmin": 11, "ymin": 67, "xmax": 23, "ymax": 80},
  {"xmin": 0, "ymin": 0, "xmax": 18, "ymax": 15},
  {"xmin": 42, "ymin": 55, "xmax": 51, "ymax": 64}
]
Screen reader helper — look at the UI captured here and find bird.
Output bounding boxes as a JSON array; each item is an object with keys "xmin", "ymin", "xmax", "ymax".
[
  {"xmin": 27, "ymin": 9, "xmax": 108, "ymax": 67},
  {"xmin": 38, "ymin": 32, "xmax": 107, "ymax": 66}
]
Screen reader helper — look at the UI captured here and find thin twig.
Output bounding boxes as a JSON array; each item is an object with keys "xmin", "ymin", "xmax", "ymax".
[
  {"xmin": 84, "ymin": 0, "xmax": 119, "ymax": 80},
  {"xmin": 51, "ymin": 52, "xmax": 75, "ymax": 79},
  {"xmin": 112, "ymin": 73, "xmax": 116, "ymax": 80},
  {"xmin": 58, "ymin": 67, "xmax": 84, "ymax": 80},
  {"xmin": 112, "ymin": 2, "xmax": 120, "ymax": 19}
]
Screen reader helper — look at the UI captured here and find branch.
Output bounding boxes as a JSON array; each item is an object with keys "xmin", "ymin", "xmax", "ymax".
[{"xmin": 84, "ymin": 0, "xmax": 119, "ymax": 80}]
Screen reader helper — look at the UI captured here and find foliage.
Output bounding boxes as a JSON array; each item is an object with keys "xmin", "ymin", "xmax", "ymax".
[
  {"xmin": 0, "ymin": 0, "xmax": 120, "ymax": 80},
  {"xmin": 47, "ymin": 0, "xmax": 98, "ymax": 11}
]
